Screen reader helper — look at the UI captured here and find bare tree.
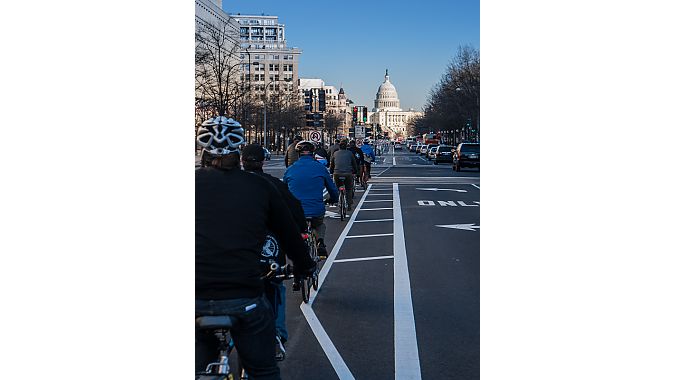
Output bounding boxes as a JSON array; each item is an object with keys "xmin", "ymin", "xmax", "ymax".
[
  {"xmin": 195, "ymin": 18, "xmax": 243, "ymax": 121},
  {"xmin": 416, "ymin": 45, "xmax": 480, "ymax": 143}
]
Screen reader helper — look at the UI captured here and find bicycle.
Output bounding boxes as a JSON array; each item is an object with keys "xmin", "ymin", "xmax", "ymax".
[
  {"xmin": 196, "ymin": 263, "xmax": 294, "ymax": 380},
  {"xmin": 294, "ymin": 220, "xmax": 321, "ymax": 303},
  {"xmin": 334, "ymin": 176, "xmax": 349, "ymax": 221},
  {"xmin": 360, "ymin": 164, "xmax": 369, "ymax": 189}
]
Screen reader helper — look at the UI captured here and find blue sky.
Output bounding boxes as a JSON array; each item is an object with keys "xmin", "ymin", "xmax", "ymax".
[{"xmin": 222, "ymin": 0, "xmax": 479, "ymax": 110}]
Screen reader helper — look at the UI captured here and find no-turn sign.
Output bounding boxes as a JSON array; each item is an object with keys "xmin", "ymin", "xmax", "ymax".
[{"xmin": 309, "ymin": 130, "xmax": 321, "ymax": 142}]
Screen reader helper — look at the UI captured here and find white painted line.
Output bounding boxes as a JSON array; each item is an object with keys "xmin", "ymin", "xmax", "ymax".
[
  {"xmin": 300, "ymin": 304, "xmax": 356, "ymax": 380},
  {"xmin": 333, "ymin": 255, "xmax": 394, "ymax": 263},
  {"xmin": 361, "ymin": 194, "xmax": 392, "ymax": 197},
  {"xmin": 362, "ymin": 199, "xmax": 393, "ymax": 203},
  {"xmin": 309, "ymin": 182, "xmax": 373, "ymax": 304},
  {"xmin": 471, "ymin": 184, "xmax": 480, "ymax": 189},
  {"xmin": 393, "ymin": 156, "xmax": 396, "ymax": 166},
  {"xmin": 393, "ymin": 183, "xmax": 422, "ymax": 379},
  {"xmin": 297, "ymin": 185, "xmax": 378, "ymax": 380},
  {"xmin": 359, "ymin": 207, "xmax": 394, "ymax": 211},
  {"xmin": 345, "ymin": 233, "xmax": 394, "ymax": 239},
  {"xmin": 353, "ymin": 218, "xmax": 394, "ymax": 223}
]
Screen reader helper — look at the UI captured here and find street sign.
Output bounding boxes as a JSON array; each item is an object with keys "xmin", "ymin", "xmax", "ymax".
[
  {"xmin": 309, "ymin": 130, "xmax": 321, "ymax": 142},
  {"xmin": 354, "ymin": 125, "xmax": 365, "ymax": 139}
]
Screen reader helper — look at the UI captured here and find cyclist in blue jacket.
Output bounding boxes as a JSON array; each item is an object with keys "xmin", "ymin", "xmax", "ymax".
[
  {"xmin": 283, "ymin": 140, "xmax": 339, "ymax": 258},
  {"xmin": 360, "ymin": 139, "xmax": 376, "ymax": 179}
]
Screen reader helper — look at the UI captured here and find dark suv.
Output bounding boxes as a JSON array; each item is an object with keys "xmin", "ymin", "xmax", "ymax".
[
  {"xmin": 434, "ymin": 145, "xmax": 454, "ymax": 164},
  {"xmin": 453, "ymin": 143, "xmax": 479, "ymax": 171}
]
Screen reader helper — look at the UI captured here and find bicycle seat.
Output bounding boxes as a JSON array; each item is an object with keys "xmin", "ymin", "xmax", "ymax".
[{"xmin": 196, "ymin": 315, "xmax": 234, "ymax": 330}]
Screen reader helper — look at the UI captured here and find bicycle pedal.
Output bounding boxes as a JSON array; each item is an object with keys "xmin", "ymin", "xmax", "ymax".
[{"xmin": 319, "ymin": 255, "xmax": 327, "ymax": 260}]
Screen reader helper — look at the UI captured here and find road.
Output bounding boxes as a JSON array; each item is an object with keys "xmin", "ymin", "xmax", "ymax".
[{"xmin": 259, "ymin": 147, "xmax": 480, "ymax": 379}]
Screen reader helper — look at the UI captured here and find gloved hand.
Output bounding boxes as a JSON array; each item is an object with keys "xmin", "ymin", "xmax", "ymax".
[{"xmin": 293, "ymin": 261, "xmax": 317, "ymax": 279}]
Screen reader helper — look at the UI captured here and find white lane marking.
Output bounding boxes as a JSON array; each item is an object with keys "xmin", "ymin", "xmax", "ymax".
[
  {"xmin": 436, "ymin": 223, "xmax": 480, "ymax": 231},
  {"xmin": 393, "ymin": 183, "xmax": 422, "ymax": 379},
  {"xmin": 471, "ymin": 184, "xmax": 480, "ymax": 189},
  {"xmin": 361, "ymin": 194, "xmax": 392, "ymax": 197},
  {"xmin": 374, "ymin": 166, "xmax": 393, "ymax": 177},
  {"xmin": 416, "ymin": 187, "xmax": 467, "ymax": 192},
  {"xmin": 300, "ymin": 305, "xmax": 356, "ymax": 380},
  {"xmin": 310, "ymin": 183, "xmax": 372, "ymax": 301},
  {"xmin": 362, "ymin": 199, "xmax": 393, "ymax": 203},
  {"xmin": 333, "ymin": 255, "xmax": 394, "ymax": 263},
  {"xmin": 457, "ymin": 201, "xmax": 478, "ymax": 207},
  {"xmin": 345, "ymin": 233, "xmax": 394, "ymax": 239},
  {"xmin": 359, "ymin": 207, "xmax": 394, "ymax": 211},
  {"xmin": 299, "ymin": 185, "xmax": 374, "ymax": 380},
  {"xmin": 393, "ymin": 156, "xmax": 396, "ymax": 166},
  {"xmin": 353, "ymin": 218, "xmax": 394, "ymax": 223}
]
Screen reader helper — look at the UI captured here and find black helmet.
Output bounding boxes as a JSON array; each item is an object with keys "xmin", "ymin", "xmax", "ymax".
[
  {"xmin": 196, "ymin": 116, "xmax": 245, "ymax": 155},
  {"xmin": 295, "ymin": 140, "xmax": 315, "ymax": 154}
]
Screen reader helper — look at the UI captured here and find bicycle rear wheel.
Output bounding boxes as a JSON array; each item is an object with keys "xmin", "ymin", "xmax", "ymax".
[{"xmin": 339, "ymin": 190, "xmax": 346, "ymax": 221}]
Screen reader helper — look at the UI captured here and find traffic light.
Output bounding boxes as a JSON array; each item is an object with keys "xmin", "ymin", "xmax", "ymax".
[
  {"xmin": 352, "ymin": 107, "xmax": 358, "ymax": 123},
  {"xmin": 362, "ymin": 108, "xmax": 368, "ymax": 123},
  {"xmin": 318, "ymin": 89, "xmax": 326, "ymax": 112},
  {"xmin": 304, "ymin": 90, "xmax": 312, "ymax": 112}
]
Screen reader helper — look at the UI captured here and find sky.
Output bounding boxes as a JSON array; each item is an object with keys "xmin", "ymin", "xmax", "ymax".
[{"xmin": 221, "ymin": 0, "xmax": 479, "ymax": 111}]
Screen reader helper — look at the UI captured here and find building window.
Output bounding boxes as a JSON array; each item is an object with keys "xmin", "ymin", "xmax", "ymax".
[{"xmin": 268, "ymin": 64, "xmax": 279, "ymax": 71}]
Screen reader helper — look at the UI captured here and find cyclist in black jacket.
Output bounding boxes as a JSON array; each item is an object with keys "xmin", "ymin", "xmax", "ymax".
[
  {"xmin": 241, "ymin": 143, "xmax": 305, "ymax": 360},
  {"xmin": 195, "ymin": 117, "xmax": 315, "ymax": 379}
]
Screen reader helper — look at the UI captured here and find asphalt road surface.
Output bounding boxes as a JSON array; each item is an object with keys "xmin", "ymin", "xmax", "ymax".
[{"xmin": 257, "ymin": 147, "xmax": 480, "ymax": 380}]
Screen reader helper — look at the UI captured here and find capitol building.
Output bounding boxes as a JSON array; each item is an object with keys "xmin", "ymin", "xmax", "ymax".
[{"xmin": 369, "ymin": 70, "xmax": 422, "ymax": 138}]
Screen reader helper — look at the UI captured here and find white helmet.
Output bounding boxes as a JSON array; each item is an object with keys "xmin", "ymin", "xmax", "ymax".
[{"xmin": 196, "ymin": 116, "xmax": 245, "ymax": 155}]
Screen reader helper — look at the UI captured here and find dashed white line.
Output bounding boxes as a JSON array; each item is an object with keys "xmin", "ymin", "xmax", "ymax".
[
  {"xmin": 345, "ymin": 233, "xmax": 394, "ymax": 239},
  {"xmin": 333, "ymin": 255, "xmax": 394, "ymax": 263},
  {"xmin": 353, "ymin": 218, "xmax": 394, "ymax": 223},
  {"xmin": 362, "ymin": 199, "xmax": 393, "ymax": 203},
  {"xmin": 471, "ymin": 184, "xmax": 480, "ymax": 189},
  {"xmin": 359, "ymin": 207, "xmax": 394, "ymax": 211}
]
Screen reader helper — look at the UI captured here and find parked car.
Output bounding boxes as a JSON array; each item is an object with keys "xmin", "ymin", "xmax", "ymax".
[
  {"xmin": 263, "ymin": 148, "xmax": 271, "ymax": 160},
  {"xmin": 394, "ymin": 142, "xmax": 402, "ymax": 150},
  {"xmin": 434, "ymin": 145, "xmax": 454, "ymax": 164},
  {"xmin": 426, "ymin": 145, "xmax": 439, "ymax": 160},
  {"xmin": 415, "ymin": 144, "xmax": 425, "ymax": 154},
  {"xmin": 452, "ymin": 143, "xmax": 480, "ymax": 171},
  {"xmin": 420, "ymin": 144, "xmax": 430, "ymax": 155}
]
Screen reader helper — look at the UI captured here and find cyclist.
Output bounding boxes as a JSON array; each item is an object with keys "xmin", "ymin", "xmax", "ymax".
[
  {"xmin": 361, "ymin": 138, "xmax": 376, "ymax": 179},
  {"xmin": 196, "ymin": 117, "xmax": 315, "ymax": 379},
  {"xmin": 347, "ymin": 140, "xmax": 365, "ymax": 186},
  {"xmin": 283, "ymin": 140, "xmax": 339, "ymax": 258},
  {"xmin": 284, "ymin": 135, "xmax": 303, "ymax": 167},
  {"xmin": 327, "ymin": 138, "xmax": 341, "ymax": 162},
  {"xmin": 240, "ymin": 143, "xmax": 305, "ymax": 360},
  {"xmin": 314, "ymin": 141, "xmax": 329, "ymax": 167},
  {"xmin": 329, "ymin": 139, "xmax": 359, "ymax": 211}
]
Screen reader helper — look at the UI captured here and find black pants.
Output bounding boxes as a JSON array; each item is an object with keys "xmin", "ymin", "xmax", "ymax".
[{"xmin": 196, "ymin": 295, "xmax": 280, "ymax": 380}]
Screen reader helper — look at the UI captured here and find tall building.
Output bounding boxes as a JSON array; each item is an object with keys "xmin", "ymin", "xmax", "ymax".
[
  {"xmin": 233, "ymin": 14, "xmax": 301, "ymax": 99},
  {"xmin": 369, "ymin": 70, "xmax": 422, "ymax": 138},
  {"xmin": 299, "ymin": 79, "xmax": 352, "ymax": 138}
]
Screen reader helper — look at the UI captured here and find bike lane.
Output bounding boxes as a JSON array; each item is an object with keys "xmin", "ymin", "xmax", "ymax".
[{"xmin": 399, "ymin": 183, "xmax": 480, "ymax": 379}]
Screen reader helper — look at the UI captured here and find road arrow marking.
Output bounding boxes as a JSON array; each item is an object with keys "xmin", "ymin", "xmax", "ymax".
[
  {"xmin": 416, "ymin": 188, "xmax": 467, "ymax": 192},
  {"xmin": 435, "ymin": 223, "xmax": 480, "ymax": 231}
]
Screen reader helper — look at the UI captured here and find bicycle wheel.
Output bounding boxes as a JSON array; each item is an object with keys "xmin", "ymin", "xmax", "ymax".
[
  {"xmin": 339, "ymin": 190, "xmax": 345, "ymax": 221},
  {"xmin": 312, "ymin": 270, "xmax": 319, "ymax": 290},
  {"xmin": 300, "ymin": 278, "xmax": 309, "ymax": 303}
]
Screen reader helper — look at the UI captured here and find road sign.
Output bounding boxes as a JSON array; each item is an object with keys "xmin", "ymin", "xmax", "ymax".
[
  {"xmin": 309, "ymin": 130, "xmax": 321, "ymax": 142},
  {"xmin": 354, "ymin": 125, "xmax": 365, "ymax": 139}
]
